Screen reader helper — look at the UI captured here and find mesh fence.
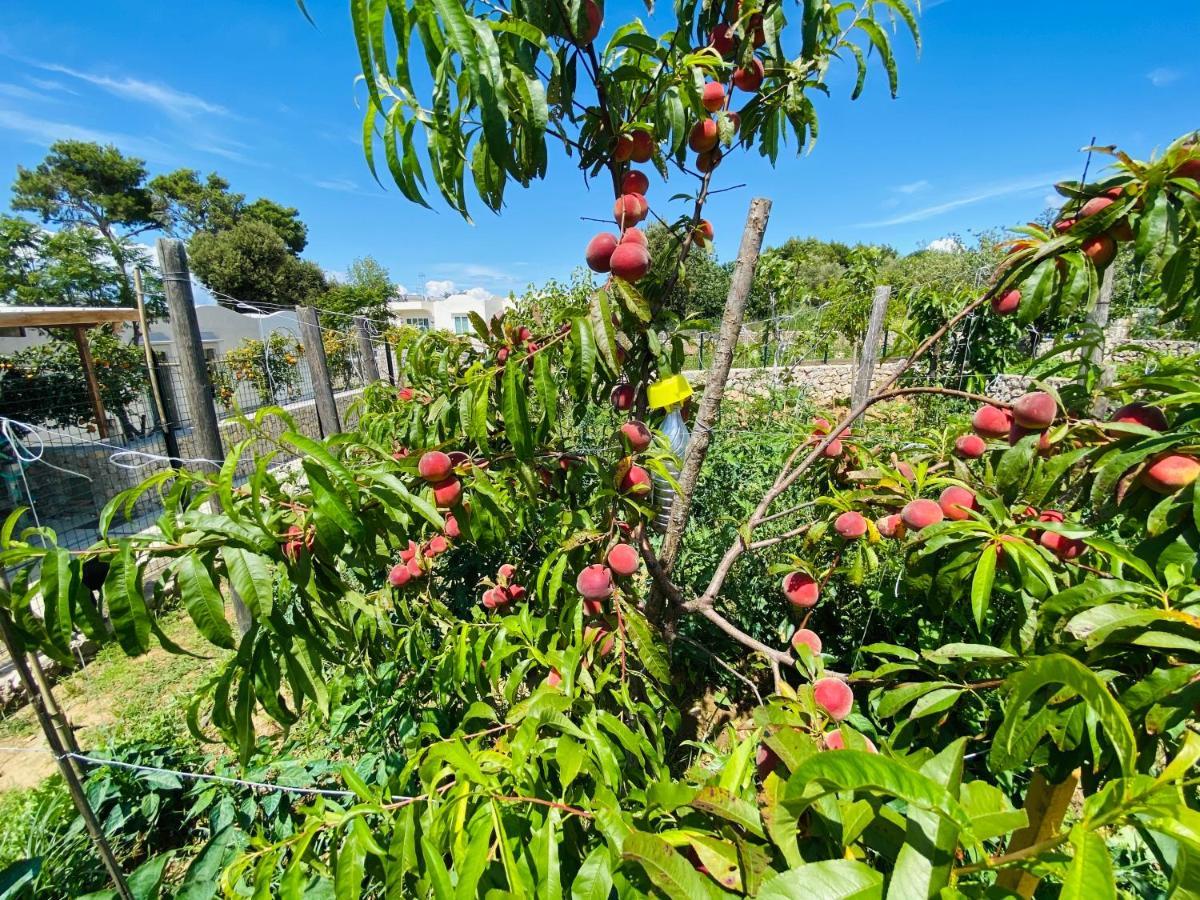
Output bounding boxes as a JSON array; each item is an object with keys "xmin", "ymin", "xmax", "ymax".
[{"xmin": 1, "ymin": 314, "xmax": 395, "ymax": 551}]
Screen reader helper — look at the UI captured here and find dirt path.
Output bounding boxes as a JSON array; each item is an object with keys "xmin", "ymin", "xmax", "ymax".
[{"xmin": 0, "ymin": 610, "xmax": 229, "ymax": 792}]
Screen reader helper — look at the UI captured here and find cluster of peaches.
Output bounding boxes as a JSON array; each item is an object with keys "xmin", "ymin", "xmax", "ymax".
[
  {"xmin": 480, "ymin": 563, "xmax": 527, "ymax": 612},
  {"xmin": 990, "ymin": 155, "xmax": 1200, "ymax": 317}
]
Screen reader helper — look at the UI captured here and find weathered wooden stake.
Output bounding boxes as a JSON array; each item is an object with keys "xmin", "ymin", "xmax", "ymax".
[
  {"xmin": 658, "ymin": 198, "xmax": 772, "ymax": 577},
  {"xmin": 133, "ymin": 268, "xmax": 182, "ymax": 467},
  {"xmin": 353, "ymin": 317, "xmax": 381, "ymax": 383},
  {"xmin": 297, "ymin": 306, "xmax": 342, "ymax": 437},
  {"xmin": 1086, "ymin": 266, "xmax": 1116, "ymax": 416},
  {"xmin": 157, "ymin": 239, "xmax": 249, "ymax": 634},
  {"xmin": 852, "ymin": 285, "xmax": 892, "ymax": 408},
  {"xmin": 0, "ymin": 608, "xmax": 133, "ymax": 899},
  {"xmin": 71, "ymin": 326, "xmax": 108, "ymax": 439}
]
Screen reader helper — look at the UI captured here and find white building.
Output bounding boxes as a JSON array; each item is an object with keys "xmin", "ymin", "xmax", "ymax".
[{"xmin": 389, "ymin": 288, "xmax": 509, "ymax": 335}]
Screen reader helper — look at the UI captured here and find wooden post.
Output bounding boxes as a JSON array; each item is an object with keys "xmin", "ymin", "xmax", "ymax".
[
  {"xmin": 658, "ymin": 198, "xmax": 772, "ymax": 578},
  {"xmin": 71, "ymin": 326, "xmax": 108, "ymax": 439},
  {"xmin": 996, "ymin": 770, "xmax": 1081, "ymax": 897},
  {"xmin": 852, "ymin": 285, "xmax": 892, "ymax": 408},
  {"xmin": 354, "ymin": 317, "xmax": 381, "ymax": 383},
  {"xmin": 0, "ymin": 608, "xmax": 133, "ymax": 899},
  {"xmin": 157, "ymin": 239, "xmax": 249, "ymax": 636},
  {"xmin": 133, "ymin": 268, "xmax": 182, "ymax": 467},
  {"xmin": 155, "ymin": 240, "xmax": 224, "ymax": 467},
  {"xmin": 297, "ymin": 306, "xmax": 341, "ymax": 437}
]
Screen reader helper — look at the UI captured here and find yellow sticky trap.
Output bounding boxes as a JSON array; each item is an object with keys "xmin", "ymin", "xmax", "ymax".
[{"xmin": 646, "ymin": 374, "xmax": 693, "ymax": 410}]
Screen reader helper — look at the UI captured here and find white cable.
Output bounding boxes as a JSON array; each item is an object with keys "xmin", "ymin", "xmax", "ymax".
[{"xmin": 0, "ymin": 417, "xmax": 222, "ymax": 476}]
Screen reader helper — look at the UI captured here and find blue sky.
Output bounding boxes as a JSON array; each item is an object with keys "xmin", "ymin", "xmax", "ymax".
[{"xmin": 0, "ymin": 0, "xmax": 1195, "ymax": 298}]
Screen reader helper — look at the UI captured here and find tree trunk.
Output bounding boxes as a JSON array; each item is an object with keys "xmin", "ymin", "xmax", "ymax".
[{"xmin": 656, "ymin": 198, "xmax": 772, "ymax": 583}]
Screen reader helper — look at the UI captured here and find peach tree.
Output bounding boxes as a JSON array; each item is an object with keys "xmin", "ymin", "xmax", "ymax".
[{"xmin": 3, "ymin": 0, "xmax": 1200, "ymax": 894}]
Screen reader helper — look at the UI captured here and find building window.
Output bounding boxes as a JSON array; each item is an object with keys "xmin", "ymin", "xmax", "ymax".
[
  {"xmin": 405, "ymin": 317, "xmax": 431, "ymax": 331},
  {"xmin": 452, "ymin": 315, "xmax": 471, "ymax": 335}
]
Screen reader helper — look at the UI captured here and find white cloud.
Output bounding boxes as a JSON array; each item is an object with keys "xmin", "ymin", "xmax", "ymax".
[
  {"xmin": 926, "ymin": 237, "xmax": 962, "ymax": 253},
  {"xmin": 313, "ymin": 177, "xmax": 360, "ymax": 193},
  {"xmin": 856, "ymin": 171, "xmax": 1069, "ymax": 227},
  {"xmin": 425, "ymin": 279, "xmax": 456, "ymax": 297},
  {"xmin": 0, "ymin": 107, "xmax": 175, "ymax": 161},
  {"xmin": 458, "ymin": 287, "xmax": 493, "ymax": 302},
  {"xmin": 0, "ymin": 82, "xmax": 56, "ymax": 103},
  {"xmin": 1147, "ymin": 67, "xmax": 1183, "ymax": 88},
  {"xmin": 32, "ymin": 62, "xmax": 230, "ymax": 118},
  {"xmin": 894, "ymin": 179, "xmax": 930, "ymax": 195}
]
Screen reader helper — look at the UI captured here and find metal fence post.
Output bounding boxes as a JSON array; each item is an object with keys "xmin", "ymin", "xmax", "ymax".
[
  {"xmin": 852, "ymin": 285, "xmax": 892, "ymax": 408},
  {"xmin": 297, "ymin": 306, "xmax": 341, "ymax": 437},
  {"xmin": 354, "ymin": 317, "xmax": 381, "ymax": 383}
]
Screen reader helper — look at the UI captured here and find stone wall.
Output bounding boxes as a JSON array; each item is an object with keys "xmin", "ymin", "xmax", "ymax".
[{"xmin": 683, "ymin": 361, "xmax": 906, "ymax": 407}]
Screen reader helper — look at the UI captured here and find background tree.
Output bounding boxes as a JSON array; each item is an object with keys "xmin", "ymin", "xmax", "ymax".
[
  {"xmin": 148, "ymin": 169, "xmax": 243, "ymax": 235},
  {"xmin": 318, "ymin": 255, "xmax": 395, "ymax": 321},
  {"xmin": 10, "ymin": 141, "xmax": 160, "ymax": 307},
  {"xmin": 188, "ymin": 218, "xmax": 326, "ymax": 307}
]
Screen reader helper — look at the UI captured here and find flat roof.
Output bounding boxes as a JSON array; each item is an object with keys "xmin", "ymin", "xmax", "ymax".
[{"xmin": 0, "ymin": 306, "xmax": 140, "ymax": 328}]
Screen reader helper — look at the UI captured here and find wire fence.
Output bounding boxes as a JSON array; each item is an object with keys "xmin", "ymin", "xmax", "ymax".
[{"xmin": 0, "ymin": 314, "xmax": 391, "ymax": 551}]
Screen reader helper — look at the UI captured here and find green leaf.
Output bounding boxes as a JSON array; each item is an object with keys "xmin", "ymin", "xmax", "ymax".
[
  {"xmin": 502, "ymin": 358, "xmax": 533, "ymax": 461},
  {"xmin": 220, "ymin": 547, "xmax": 274, "ymax": 622},
  {"xmin": 691, "ymin": 785, "xmax": 765, "ymax": 838},
  {"xmin": 783, "ymin": 752, "xmax": 973, "ymax": 835},
  {"xmin": 969, "ymin": 546, "xmax": 997, "ymax": 630},
  {"xmin": 992, "ymin": 654, "xmax": 1136, "ymax": 778},
  {"xmin": 335, "ymin": 824, "xmax": 366, "ymax": 900},
  {"xmin": 887, "ymin": 740, "xmax": 965, "ymax": 900},
  {"xmin": 570, "ymin": 846, "xmax": 613, "ymax": 900},
  {"xmin": 176, "ymin": 554, "xmax": 235, "ymax": 649},
  {"xmin": 620, "ymin": 831, "xmax": 725, "ymax": 900},
  {"xmin": 759, "ymin": 859, "xmax": 884, "ymax": 899},
  {"xmin": 103, "ymin": 541, "xmax": 150, "ymax": 656},
  {"xmin": 1061, "ymin": 826, "xmax": 1116, "ymax": 900},
  {"xmin": 178, "ymin": 825, "xmax": 247, "ymax": 900}
]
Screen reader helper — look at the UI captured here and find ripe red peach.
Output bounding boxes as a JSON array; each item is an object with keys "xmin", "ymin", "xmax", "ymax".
[
  {"xmin": 755, "ymin": 744, "xmax": 780, "ymax": 780},
  {"xmin": 609, "ymin": 243, "xmax": 651, "ymax": 282},
  {"xmin": 444, "ymin": 514, "xmax": 460, "ymax": 539},
  {"xmin": 406, "ymin": 556, "xmax": 424, "ymax": 578},
  {"xmin": 733, "ymin": 58, "xmax": 765, "ymax": 92},
  {"xmin": 823, "ymin": 730, "xmax": 877, "ymax": 753},
  {"xmin": 688, "ymin": 118, "xmax": 719, "ymax": 153},
  {"xmin": 400, "ymin": 539, "xmax": 419, "ymax": 563},
  {"xmin": 620, "ymin": 228, "xmax": 647, "ymax": 247},
  {"xmin": 418, "ymin": 450, "xmax": 453, "ymax": 482},
  {"xmin": 896, "ymin": 461, "xmax": 916, "ymax": 482},
  {"xmin": 621, "ymin": 170, "xmax": 649, "ymax": 195},
  {"xmin": 1111, "ymin": 402, "xmax": 1167, "ymax": 431},
  {"xmin": 508, "ymin": 584, "xmax": 528, "ymax": 603},
  {"xmin": 813, "ymin": 677, "xmax": 853, "ymax": 721},
  {"xmin": 822, "ymin": 438, "xmax": 843, "ymax": 459},
  {"xmin": 901, "ymin": 498, "xmax": 944, "ymax": 531},
  {"xmin": 1082, "ymin": 234, "xmax": 1117, "ymax": 268},
  {"xmin": 585, "ymin": 232, "xmax": 619, "ymax": 273},
  {"xmin": 972, "ymin": 405, "xmax": 1012, "ymax": 439},
  {"xmin": 578, "ymin": 0, "xmax": 602, "ymax": 44},
  {"xmin": 576, "ymin": 564, "xmax": 614, "ymax": 600},
  {"xmin": 398, "ymin": 387, "xmax": 414, "ymax": 402},
  {"xmin": 629, "ymin": 129, "xmax": 655, "ymax": 163},
  {"xmin": 939, "ymin": 486, "xmax": 977, "ymax": 521},
  {"xmin": 388, "ymin": 563, "xmax": 411, "ymax": 587},
  {"xmin": 619, "ymin": 464, "xmax": 653, "ymax": 496},
  {"xmin": 619, "ymin": 420, "xmax": 652, "ymax": 451},
  {"xmin": 614, "ymin": 133, "xmax": 635, "ymax": 162},
  {"xmin": 702, "ymin": 82, "xmax": 726, "ymax": 113},
  {"xmin": 613, "ymin": 192, "xmax": 649, "ymax": 226},
  {"xmin": 431, "ymin": 477, "xmax": 462, "ymax": 508},
  {"xmin": 709, "ymin": 23, "xmax": 734, "ymax": 55},
  {"xmin": 955, "ymin": 434, "xmax": 987, "ymax": 459},
  {"xmin": 834, "ymin": 510, "xmax": 868, "ymax": 539},
  {"xmin": 992, "ymin": 289, "xmax": 1021, "ymax": 316},
  {"xmin": 1040, "ymin": 529, "xmax": 1084, "ymax": 560},
  {"xmin": 782, "ymin": 571, "xmax": 819, "ymax": 608},
  {"xmin": 1141, "ymin": 453, "xmax": 1200, "ymax": 494},
  {"xmin": 1079, "ymin": 196, "xmax": 1115, "ymax": 218},
  {"xmin": 791, "ymin": 628, "xmax": 822, "ymax": 655},
  {"xmin": 611, "ymin": 383, "xmax": 635, "ymax": 411},
  {"xmin": 425, "ymin": 535, "xmax": 449, "ymax": 557},
  {"xmin": 547, "ymin": 668, "xmax": 562, "ymax": 688},
  {"xmin": 693, "ymin": 219, "xmax": 715, "ymax": 242},
  {"xmin": 497, "ymin": 563, "xmax": 516, "ymax": 582},
  {"xmin": 1013, "ymin": 391, "xmax": 1056, "ymax": 430},
  {"xmin": 607, "ymin": 543, "xmax": 640, "ymax": 576},
  {"xmin": 876, "ymin": 514, "xmax": 905, "ymax": 539},
  {"xmin": 695, "ymin": 148, "xmax": 721, "ymax": 173},
  {"xmin": 1173, "ymin": 158, "xmax": 1200, "ymax": 181}
]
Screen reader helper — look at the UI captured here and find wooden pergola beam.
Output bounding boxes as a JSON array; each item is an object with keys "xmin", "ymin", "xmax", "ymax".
[{"xmin": 0, "ymin": 306, "xmax": 138, "ymax": 329}]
